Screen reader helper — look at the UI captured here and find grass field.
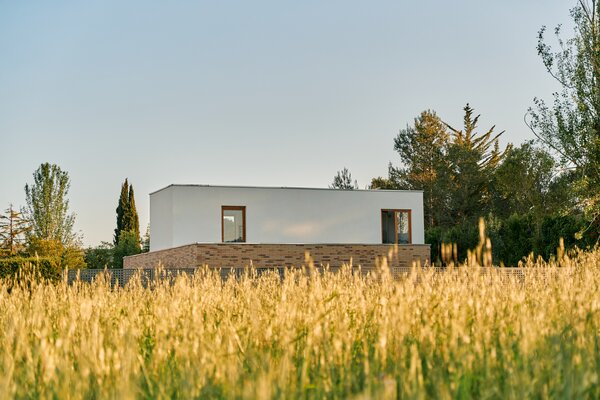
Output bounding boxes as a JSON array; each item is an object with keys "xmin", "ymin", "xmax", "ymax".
[{"xmin": 1, "ymin": 246, "xmax": 599, "ymax": 399}]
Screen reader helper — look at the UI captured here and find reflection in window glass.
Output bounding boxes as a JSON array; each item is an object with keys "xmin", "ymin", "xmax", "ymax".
[
  {"xmin": 223, "ymin": 208, "xmax": 245, "ymax": 242},
  {"xmin": 396, "ymin": 211, "xmax": 410, "ymax": 244},
  {"xmin": 381, "ymin": 210, "xmax": 411, "ymax": 244}
]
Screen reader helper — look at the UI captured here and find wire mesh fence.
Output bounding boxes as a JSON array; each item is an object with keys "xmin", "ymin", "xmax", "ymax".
[{"xmin": 65, "ymin": 266, "xmax": 534, "ymax": 287}]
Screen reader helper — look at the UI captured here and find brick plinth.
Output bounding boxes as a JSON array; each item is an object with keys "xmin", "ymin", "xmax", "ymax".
[{"xmin": 124, "ymin": 243, "xmax": 430, "ymax": 271}]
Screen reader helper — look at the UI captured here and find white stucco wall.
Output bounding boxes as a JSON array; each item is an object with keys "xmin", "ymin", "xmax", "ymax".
[
  {"xmin": 149, "ymin": 187, "xmax": 172, "ymax": 251},
  {"xmin": 149, "ymin": 185, "xmax": 425, "ymax": 251}
]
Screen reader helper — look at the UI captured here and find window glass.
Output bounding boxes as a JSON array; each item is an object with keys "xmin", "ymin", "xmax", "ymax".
[
  {"xmin": 381, "ymin": 209, "xmax": 411, "ymax": 244},
  {"xmin": 223, "ymin": 208, "xmax": 245, "ymax": 242},
  {"xmin": 396, "ymin": 211, "xmax": 410, "ymax": 244},
  {"xmin": 381, "ymin": 210, "xmax": 395, "ymax": 244}
]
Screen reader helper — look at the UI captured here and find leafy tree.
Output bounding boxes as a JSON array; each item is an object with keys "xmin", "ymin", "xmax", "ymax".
[
  {"xmin": 493, "ymin": 141, "xmax": 559, "ymax": 219},
  {"xmin": 330, "ymin": 168, "xmax": 358, "ymax": 189},
  {"xmin": 528, "ymin": 0, "xmax": 600, "ymax": 237},
  {"xmin": 545, "ymin": 170, "xmax": 581, "ymax": 213},
  {"xmin": 24, "ymin": 163, "xmax": 77, "ymax": 246},
  {"xmin": 0, "ymin": 204, "xmax": 30, "ymax": 256},
  {"xmin": 445, "ymin": 104, "xmax": 510, "ymax": 224},
  {"xmin": 113, "ymin": 231, "xmax": 141, "ymax": 268},
  {"xmin": 389, "ymin": 110, "xmax": 451, "ymax": 228},
  {"xmin": 370, "ymin": 164, "xmax": 401, "ymax": 190},
  {"xmin": 27, "ymin": 237, "xmax": 86, "ymax": 269},
  {"xmin": 114, "ymin": 179, "xmax": 141, "ymax": 249},
  {"xmin": 84, "ymin": 242, "xmax": 114, "ymax": 269}
]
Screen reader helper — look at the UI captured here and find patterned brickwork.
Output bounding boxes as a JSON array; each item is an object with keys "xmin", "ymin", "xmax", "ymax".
[
  {"xmin": 124, "ymin": 243, "xmax": 430, "ymax": 270},
  {"xmin": 123, "ymin": 244, "xmax": 198, "ymax": 269}
]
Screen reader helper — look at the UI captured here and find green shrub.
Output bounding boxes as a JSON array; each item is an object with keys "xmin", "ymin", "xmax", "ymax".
[
  {"xmin": 497, "ymin": 213, "xmax": 536, "ymax": 266},
  {"xmin": 426, "ymin": 222, "xmax": 480, "ymax": 265},
  {"xmin": 0, "ymin": 257, "xmax": 62, "ymax": 282},
  {"xmin": 26, "ymin": 237, "xmax": 86, "ymax": 269},
  {"xmin": 539, "ymin": 215, "xmax": 594, "ymax": 259},
  {"xmin": 113, "ymin": 231, "xmax": 141, "ymax": 268},
  {"xmin": 84, "ymin": 244, "xmax": 113, "ymax": 269},
  {"xmin": 426, "ymin": 213, "xmax": 596, "ymax": 267},
  {"xmin": 425, "ymin": 226, "xmax": 445, "ymax": 265}
]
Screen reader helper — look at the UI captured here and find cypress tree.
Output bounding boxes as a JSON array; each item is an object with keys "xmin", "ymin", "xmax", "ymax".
[
  {"xmin": 114, "ymin": 179, "xmax": 141, "ymax": 251},
  {"xmin": 128, "ymin": 184, "xmax": 141, "ymax": 249},
  {"xmin": 114, "ymin": 179, "xmax": 129, "ymax": 245}
]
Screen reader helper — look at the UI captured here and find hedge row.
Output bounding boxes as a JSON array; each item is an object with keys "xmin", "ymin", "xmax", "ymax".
[
  {"xmin": 427, "ymin": 214, "xmax": 597, "ymax": 266},
  {"xmin": 0, "ymin": 257, "xmax": 63, "ymax": 282}
]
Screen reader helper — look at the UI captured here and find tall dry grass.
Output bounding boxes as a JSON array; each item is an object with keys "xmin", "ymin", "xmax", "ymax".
[{"xmin": 1, "ymin": 246, "xmax": 600, "ymax": 399}]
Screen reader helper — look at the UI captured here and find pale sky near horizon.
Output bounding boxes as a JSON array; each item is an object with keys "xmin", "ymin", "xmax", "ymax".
[{"xmin": 0, "ymin": 1, "xmax": 574, "ymax": 246}]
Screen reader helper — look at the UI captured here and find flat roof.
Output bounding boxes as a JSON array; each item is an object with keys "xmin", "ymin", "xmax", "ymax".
[{"xmin": 150, "ymin": 184, "xmax": 424, "ymax": 196}]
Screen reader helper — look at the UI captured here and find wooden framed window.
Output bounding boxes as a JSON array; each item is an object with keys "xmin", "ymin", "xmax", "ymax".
[
  {"xmin": 222, "ymin": 206, "xmax": 246, "ymax": 242},
  {"xmin": 381, "ymin": 209, "xmax": 412, "ymax": 244}
]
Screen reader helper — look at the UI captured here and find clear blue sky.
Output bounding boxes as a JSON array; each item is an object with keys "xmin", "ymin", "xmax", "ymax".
[{"xmin": 0, "ymin": 1, "xmax": 572, "ymax": 246}]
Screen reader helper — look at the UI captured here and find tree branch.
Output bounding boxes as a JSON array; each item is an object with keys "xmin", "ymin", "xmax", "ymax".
[{"xmin": 523, "ymin": 111, "xmax": 583, "ymax": 169}]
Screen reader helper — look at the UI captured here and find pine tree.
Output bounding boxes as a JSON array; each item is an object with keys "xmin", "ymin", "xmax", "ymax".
[
  {"xmin": 329, "ymin": 168, "xmax": 358, "ymax": 189},
  {"xmin": 0, "ymin": 204, "xmax": 30, "ymax": 256},
  {"xmin": 445, "ymin": 104, "xmax": 511, "ymax": 224}
]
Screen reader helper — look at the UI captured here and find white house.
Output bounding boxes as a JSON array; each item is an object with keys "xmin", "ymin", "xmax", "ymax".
[{"xmin": 149, "ymin": 184, "xmax": 425, "ymax": 251}]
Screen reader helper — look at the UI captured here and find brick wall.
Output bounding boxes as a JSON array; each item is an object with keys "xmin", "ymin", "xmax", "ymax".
[{"xmin": 124, "ymin": 243, "xmax": 430, "ymax": 271}]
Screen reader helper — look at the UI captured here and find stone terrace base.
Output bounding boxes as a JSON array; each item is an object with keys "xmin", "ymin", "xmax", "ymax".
[{"xmin": 124, "ymin": 243, "xmax": 431, "ymax": 270}]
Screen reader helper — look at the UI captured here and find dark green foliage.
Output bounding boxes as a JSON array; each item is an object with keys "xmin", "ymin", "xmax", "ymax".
[
  {"xmin": 429, "ymin": 213, "xmax": 595, "ymax": 266},
  {"xmin": 114, "ymin": 179, "xmax": 141, "ymax": 252},
  {"xmin": 492, "ymin": 141, "xmax": 558, "ymax": 219},
  {"xmin": 84, "ymin": 243, "xmax": 114, "ymax": 269},
  {"xmin": 114, "ymin": 179, "xmax": 129, "ymax": 245},
  {"xmin": 370, "ymin": 163, "xmax": 403, "ymax": 190},
  {"xmin": 488, "ymin": 142, "xmax": 592, "ymax": 264},
  {"xmin": 369, "ymin": 176, "xmax": 398, "ymax": 190},
  {"xmin": 330, "ymin": 167, "xmax": 358, "ymax": 189},
  {"xmin": 128, "ymin": 185, "xmax": 141, "ymax": 245},
  {"xmin": 113, "ymin": 231, "xmax": 141, "ymax": 268},
  {"xmin": 426, "ymin": 222, "xmax": 480, "ymax": 263},
  {"xmin": 498, "ymin": 214, "xmax": 535, "ymax": 264},
  {"xmin": 424, "ymin": 227, "xmax": 445, "ymax": 264},
  {"xmin": 0, "ymin": 257, "xmax": 62, "ymax": 281},
  {"xmin": 539, "ymin": 215, "xmax": 595, "ymax": 259}
]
